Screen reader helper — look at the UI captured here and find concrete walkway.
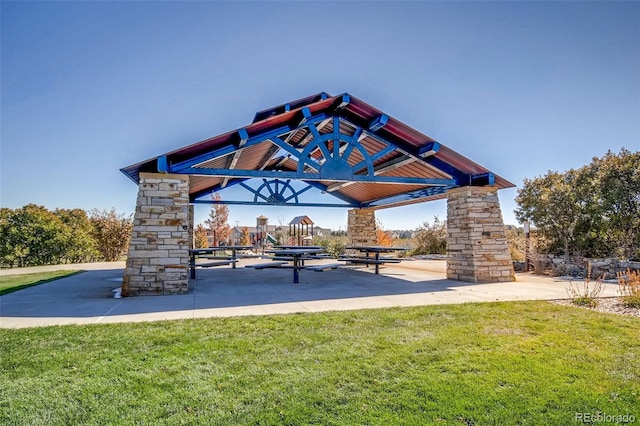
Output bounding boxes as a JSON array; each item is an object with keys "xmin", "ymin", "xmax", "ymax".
[{"xmin": 0, "ymin": 260, "xmax": 621, "ymax": 329}]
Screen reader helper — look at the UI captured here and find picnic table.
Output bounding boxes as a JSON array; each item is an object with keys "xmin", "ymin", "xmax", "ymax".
[
  {"xmin": 340, "ymin": 246, "xmax": 408, "ymax": 275},
  {"xmin": 273, "ymin": 245, "xmax": 321, "ymax": 250},
  {"xmin": 263, "ymin": 248, "xmax": 326, "ymax": 283},
  {"xmin": 189, "ymin": 245, "xmax": 254, "ymax": 278}
]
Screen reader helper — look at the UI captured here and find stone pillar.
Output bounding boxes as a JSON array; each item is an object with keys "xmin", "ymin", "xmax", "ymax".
[
  {"xmin": 347, "ymin": 209, "xmax": 377, "ymax": 246},
  {"xmin": 446, "ymin": 186, "xmax": 515, "ymax": 283},
  {"xmin": 122, "ymin": 173, "xmax": 191, "ymax": 296}
]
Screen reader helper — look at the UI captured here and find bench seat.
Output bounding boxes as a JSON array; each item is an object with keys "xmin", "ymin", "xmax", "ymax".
[
  {"xmin": 338, "ymin": 258, "xmax": 401, "ymax": 265},
  {"xmin": 244, "ymin": 261, "xmax": 288, "ymax": 270},
  {"xmin": 197, "ymin": 259, "xmax": 238, "ymax": 268},
  {"xmin": 307, "ymin": 254, "xmax": 333, "ymax": 259},
  {"xmin": 306, "ymin": 263, "xmax": 343, "ymax": 272}
]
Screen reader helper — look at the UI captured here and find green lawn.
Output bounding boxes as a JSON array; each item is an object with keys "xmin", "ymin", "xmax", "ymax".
[
  {"xmin": 0, "ymin": 270, "xmax": 83, "ymax": 295},
  {"xmin": 1, "ymin": 302, "xmax": 638, "ymax": 425}
]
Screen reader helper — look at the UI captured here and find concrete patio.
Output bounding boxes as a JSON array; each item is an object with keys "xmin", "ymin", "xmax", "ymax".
[{"xmin": 0, "ymin": 260, "xmax": 621, "ymax": 329}]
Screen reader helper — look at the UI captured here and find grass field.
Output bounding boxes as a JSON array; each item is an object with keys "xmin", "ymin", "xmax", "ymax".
[
  {"xmin": 1, "ymin": 301, "xmax": 638, "ymax": 425},
  {"xmin": 0, "ymin": 270, "xmax": 83, "ymax": 295}
]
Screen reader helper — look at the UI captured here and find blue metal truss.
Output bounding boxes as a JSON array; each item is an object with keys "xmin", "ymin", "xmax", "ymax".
[
  {"xmin": 191, "ymin": 199, "xmax": 353, "ymax": 208},
  {"xmin": 240, "ymin": 179, "xmax": 314, "ymax": 204},
  {"xmin": 164, "ymin": 106, "xmax": 463, "ymax": 181},
  {"xmin": 191, "ymin": 178, "xmax": 358, "ymax": 207},
  {"xmin": 162, "ymin": 96, "xmax": 497, "ymax": 208},
  {"xmin": 182, "ymin": 167, "xmax": 455, "ymax": 186},
  {"xmin": 170, "ymin": 113, "xmax": 456, "ymax": 186}
]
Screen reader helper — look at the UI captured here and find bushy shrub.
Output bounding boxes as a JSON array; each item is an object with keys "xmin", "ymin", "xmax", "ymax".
[
  {"xmin": 409, "ymin": 216, "xmax": 446, "ymax": 256},
  {"xmin": 313, "ymin": 235, "xmax": 347, "ymax": 258}
]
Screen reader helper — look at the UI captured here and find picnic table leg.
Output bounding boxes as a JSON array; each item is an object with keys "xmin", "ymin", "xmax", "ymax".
[
  {"xmin": 189, "ymin": 253, "xmax": 196, "ymax": 279},
  {"xmin": 293, "ymin": 256, "xmax": 300, "ymax": 284}
]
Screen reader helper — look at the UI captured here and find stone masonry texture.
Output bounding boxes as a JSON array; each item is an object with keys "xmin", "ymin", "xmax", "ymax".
[
  {"xmin": 122, "ymin": 173, "xmax": 191, "ymax": 296},
  {"xmin": 347, "ymin": 209, "xmax": 377, "ymax": 247},
  {"xmin": 446, "ymin": 186, "xmax": 515, "ymax": 283}
]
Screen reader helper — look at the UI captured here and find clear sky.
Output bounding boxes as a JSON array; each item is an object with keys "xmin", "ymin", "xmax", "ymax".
[{"xmin": 2, "ymin": 1, "xmax": 638, "ymax": 231}]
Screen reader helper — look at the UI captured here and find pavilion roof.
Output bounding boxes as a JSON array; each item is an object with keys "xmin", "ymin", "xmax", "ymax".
[{"xmin": 121, "ymin": 92, "xmax": 514, "ymax": 209}]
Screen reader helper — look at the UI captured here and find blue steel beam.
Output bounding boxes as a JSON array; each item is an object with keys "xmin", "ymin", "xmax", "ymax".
[
  {"xmin": 349, "ymin": 144, "xmax": 397, "ymax": 175},
  {"xmin": 418, "ymin": 142, "xmax": 440, "ymax": 157},
  {"xmin": 334, "ymin": 94, "xmax": 350, "ymax": 110},
  {"xmin": 239, "ymin": 182, "xmax": 271, "ymax": 203},
  {"xmin": 189, "ymin": 178, "xmax": 249, "ymax": 202},
  {"xmin": 284, "ymin": 183, "xmax": 313, "ymax": 202},
  {"xmin": 180, "ymin": 166, "xmax": 455, "ymax": 186},
  {"xmin": 368, "ymin": 114, "xmax": 388, "ymax": 132},
  {"xmin": 191, "ymin": 199, "xmax": 353, "ymax": 208},
  {"xmin": 221, "ymin": 129, "xmax": 250, "ymax": 188},
  {"xmin": 361, "ymin": 186, "xmax": 452, "ymax": 208},
  {"xmin": 336, "ymin": 114, "xmax": 471, "ymax": 183},
  {"xmin": 157, "ymin": 155, "xmax": 168, "ymax": 173},
  {"xmin": 304, "ymin": 181, "xmax": 362, "ymax": 207},
  {"xmin": 170, "ymin": 113, "xmax": 331, "ymax": 173},
  {"xmin": 470, "ymin": 173, "xmax": 495, "ymax": 186}
]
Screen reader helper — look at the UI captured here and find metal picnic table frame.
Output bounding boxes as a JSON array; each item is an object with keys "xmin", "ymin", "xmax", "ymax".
[
  {"xmin": 342, "ymin": 246, "xmax": 408, "ymax": 274},
  {"xmin": 264, "ymin": 247, "xmax": 326, "ymax": 284},
  {"xmin": 189, "ymin": 245, "xmax": 255, "ymax": 279}
]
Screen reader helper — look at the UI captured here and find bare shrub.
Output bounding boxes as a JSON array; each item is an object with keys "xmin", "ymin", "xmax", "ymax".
[
  {"xmin": 566, "ymin": 263, "xmax": 604, "ymax": 307},
  {"xmin": 617, "ymin": 269, "xmax": 640, "ymax": 308}
]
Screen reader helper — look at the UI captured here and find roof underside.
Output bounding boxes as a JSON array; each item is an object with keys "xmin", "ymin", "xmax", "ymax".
[{"xmin": 121, "ymin": 92, "xmax": 514, "ymax": 210}]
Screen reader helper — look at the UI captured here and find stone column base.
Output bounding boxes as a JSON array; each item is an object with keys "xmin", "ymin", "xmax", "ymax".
[
  {"xmin": 446, "ymin": 186, "xmax": 515, "ymax": 283},
  {"xmin": 347, "ymin": 209, "xmax": 377, "ymax": 247},
  {"xmin": 122, "ymin": 173, "xmax": 191, "ymax": 296}
]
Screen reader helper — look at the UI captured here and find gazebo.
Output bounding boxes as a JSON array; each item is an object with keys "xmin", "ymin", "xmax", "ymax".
[
  {"xmin": 288, "ymin": 216, "xmax": 314, "ymax": 246},
  {"xmin": 120, "ymin": 92, "xmax": 515, "ymax": 296}
]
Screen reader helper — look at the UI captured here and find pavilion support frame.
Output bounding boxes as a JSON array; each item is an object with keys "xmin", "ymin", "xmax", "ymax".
[
  {"xmin": 446, "ymin": 186, "xmax": 515, "ymax": 283},
  {"xmin": 122, "ymin": 173, "xmax": 192, "ymax": 296},
  {"xmin": 119, "ymin": 93, "xmax": 518, "ymax": 295}
]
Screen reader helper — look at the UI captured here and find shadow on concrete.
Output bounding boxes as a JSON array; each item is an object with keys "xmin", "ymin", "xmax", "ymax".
[{"xmin": 0, "ymin": 264, "xmax": 481, "ymax": 320}]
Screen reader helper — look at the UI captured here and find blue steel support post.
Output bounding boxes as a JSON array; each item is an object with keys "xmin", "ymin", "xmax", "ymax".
[{"xmin": 157, "ymin": 156, "xmax": 168, "ymax": 173}]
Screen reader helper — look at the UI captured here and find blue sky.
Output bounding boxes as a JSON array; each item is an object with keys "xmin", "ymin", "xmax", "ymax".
[{"xmin": 2, "ymin": 1, "xmax": 638, "ymax": 231}]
